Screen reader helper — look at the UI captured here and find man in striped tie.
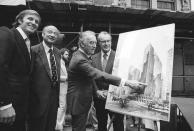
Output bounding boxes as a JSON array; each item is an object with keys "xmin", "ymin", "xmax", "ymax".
[
  {"xmin": 92, "ymin": 31, "xmax": 124, "ymax": 131},
  {"xmin": 28, "ymin": 25, "xmax": 61, "ymax": 131}
]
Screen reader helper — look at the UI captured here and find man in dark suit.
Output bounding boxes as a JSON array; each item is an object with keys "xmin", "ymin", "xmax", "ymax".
[
  {"xmin": 28, "ymin": 25, "xmax": 61, "ymax": 131},
  {"xmin": 92, "ymin": 31, "xmax": 124, "ymax": 131},
  {"xmin": 67, "ymin": 30, "xmax": 146, "ymax": 131},
  {"xmin": 0, "ymin": 10, "xmax": 41, "ymax": 131}
]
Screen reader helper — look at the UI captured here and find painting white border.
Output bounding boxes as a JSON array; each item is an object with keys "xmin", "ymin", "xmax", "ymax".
[{"xmin": 105, "ymin": 24, "xmax": 175, "ymax": 122}]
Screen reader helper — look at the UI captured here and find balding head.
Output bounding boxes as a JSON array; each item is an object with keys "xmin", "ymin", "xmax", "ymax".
[
  {"xmin": 78, "ymin": 31, "xmax": 96, "ymax": 46},
  {"xmin": 42, "ymin": 25, "xmax": 59, "ymax": 34},
  {"xmin": 42, "ymin": 25, "xmax": 60, "ymax": 48},
  {"xmin": 97, "ymin": 31, "xmax": 112, "ymax": 53},
  {"xmin": 78, "ymin": 30, "xmax": 97, "ymax": 55}
]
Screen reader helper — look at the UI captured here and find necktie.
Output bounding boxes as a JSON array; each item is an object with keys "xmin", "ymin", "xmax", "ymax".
[
  {"xmin": 88, "ymin": 56, "xmax": 92, "ymax": 64},
  {"xmin": 25, "ymin": 38, "xmax": 31, "ymax": 59},
  {"xmin": 49, "ymin": 49, "xmax": 58, "ymax": 88},
  {"xmin": 102, "ymin": 53, "xmax": 108, "ymax": 71}
]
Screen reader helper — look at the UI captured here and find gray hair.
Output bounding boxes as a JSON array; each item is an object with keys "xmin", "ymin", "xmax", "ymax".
[
  {"xmin": 97, "ymin": 31, "xmax": 112, "ymax": 41},
  {"xmin": 78, "ymin": 30, "xmax": 96, "ymax": 47}
]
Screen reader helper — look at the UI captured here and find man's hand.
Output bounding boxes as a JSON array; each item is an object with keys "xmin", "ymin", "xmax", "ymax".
[
  {"xmin": 125, "ymin": 80, "xmax": 147, "ymax": 91},
  {"xmin": 96, "ymin": 90, "xmax": 108, "ymax": 100},
  {"xmin": 0, "ymin": 106, "xmax": 16, "ymax": 124}
]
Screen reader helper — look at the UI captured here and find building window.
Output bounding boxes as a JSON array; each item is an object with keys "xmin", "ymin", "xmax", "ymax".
[
  {"xmin": 157, "ymin": 0, "xmax": 175, "ymax": 11},
  {"xmin": 131, "ymin": 0, "xmax": 150, "ymax": 9},
  {"xmin": 172, "ymin": 39, "xmax": 194, "ymax": 96}
]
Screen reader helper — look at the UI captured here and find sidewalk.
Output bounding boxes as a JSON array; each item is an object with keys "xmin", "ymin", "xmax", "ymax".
[
  {"xmin": 63, "ymin": 126, "xmax": 147, "ymax": 131},
  {"xmin": 63, "ymin": 119, "xmax": 148, "ymax": 131},
  {"xmin": 62, "ymin": 113, "xmax": 148, "ymax": 131},
  {"xmin": 63, "ymin": 126, "xmax": 94, "ymax": 131}
]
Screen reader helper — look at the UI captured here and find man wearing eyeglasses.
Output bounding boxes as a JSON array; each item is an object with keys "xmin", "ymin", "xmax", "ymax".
[
  {"xmin": 92, "ymin": 31, "xmax": 124, "ymax": 131},
  {"xmin": 67, "ymin": 30, "xmax": 146, "ymax": 131}
]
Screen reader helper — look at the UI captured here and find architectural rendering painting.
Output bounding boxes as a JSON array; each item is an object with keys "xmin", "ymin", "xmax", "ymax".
[{"xmin": 105, "ymin": 24, "xmax": 175, "ymax": 121}]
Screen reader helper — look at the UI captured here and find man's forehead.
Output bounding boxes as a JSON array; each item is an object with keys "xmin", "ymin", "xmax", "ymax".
[
  {"xmin": 100, "ymin": 34, "xmax": 111, "ymax": 40},
  {"xmin": 24, "ymin": 14, "xmax": 40, "ymax": 20},
  {"xmin": 44, "ymin": 26, "xmax": 59, "ymax": 32},
  {"xmin": 86, "ymin": 35, "xmax": 96, "ymax": 41}
]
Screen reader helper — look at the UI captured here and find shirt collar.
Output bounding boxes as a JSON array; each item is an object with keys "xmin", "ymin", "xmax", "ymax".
[
  {"xmin": 16, "ymin": 27, "xmax": 28, "ymax": 40},
  {"xmin": 42, "ymin": 41, "xmax": 53, "ymax": 53},
  {"xmin": 79, "ymin": 48, "xmax": 91, "ymax": 59}
]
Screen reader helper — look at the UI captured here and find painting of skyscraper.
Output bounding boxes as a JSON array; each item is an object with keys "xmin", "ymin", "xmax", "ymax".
[{"xmin": 105, "ymin": 24, "xmax": 175, "ymax": 121}]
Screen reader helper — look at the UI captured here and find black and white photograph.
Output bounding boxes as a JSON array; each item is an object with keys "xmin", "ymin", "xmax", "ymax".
[{"xmin": 0, "ymin": 1, "xmax": 194, "ymax": 131}]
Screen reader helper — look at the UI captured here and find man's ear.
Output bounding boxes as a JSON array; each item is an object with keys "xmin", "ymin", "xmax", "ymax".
[
  {"xmin": 80, "ymin": 41, "xmax": 85, "ymax": 48},
  {"xmin": 18, "ymin": 18, "xmax": 23, "ymax": 25},
  {"xmin": 42, "ymin": 32, "xmax": 44, "ymax": 38}
]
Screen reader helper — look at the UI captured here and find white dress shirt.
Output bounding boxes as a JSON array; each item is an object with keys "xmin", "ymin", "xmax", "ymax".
[
  {"xmin": 101, "ymin": 50, "xmax": 111, "ymax": 65},
  {"xmin": 42, "ymin": 41, "xmax": 54, "ymax": 70}
]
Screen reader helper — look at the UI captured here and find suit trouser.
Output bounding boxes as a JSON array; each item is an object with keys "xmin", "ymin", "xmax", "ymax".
[
  {"xmin": 72, "ymin": 112, "xmax": 88, "ymax": 131},
  {"xmin": 28, "ymin": 88, "xmax": 58, "ymax": 131},
  {"xmin": 94, "ymin": 98, "xmax": 124, "ymax": 131}
]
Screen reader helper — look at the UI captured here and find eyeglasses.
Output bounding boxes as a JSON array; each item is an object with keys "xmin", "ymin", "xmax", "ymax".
[
  {"xmin": 99, "ymin": 40, "xmax": 111, "ymax": 43},
  {"xmin": 88, "ymin": 41, "xmax": 97, "ymax": 45}
]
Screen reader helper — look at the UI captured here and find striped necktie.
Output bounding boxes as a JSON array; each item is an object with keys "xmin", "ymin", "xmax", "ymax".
[{"xmin": 49, "ymin": 49, "xmax": 58, "ymax": 88}]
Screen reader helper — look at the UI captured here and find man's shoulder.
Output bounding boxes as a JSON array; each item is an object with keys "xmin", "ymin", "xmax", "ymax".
[
  {"xmin": 111, "ymin": 50, "xmax": 115, "ymax": 54},
  {"xmin": 70, "ymin": 50, "xmax": 88, "ymax": 65},
  {"xmin": 0, "ymin": 26, "xmax": 10, "ymax": 31},
  {"xmin": 110, "ymin": 50, "xmax": 116, "ymax": 57},
  {"xmin": 0, "ymin": 27, "xmax": 16, "ymax": 45},
  {"xmin": 53, "ymin": 46, "xmax": 61, "ymax": 55},
  {"xmin": 32, "ymin": 43, "xmax": 41, "ymax": 48},
  {"xmin": 69, "ymin": 51, "xmax": 81, "ymax": 68},
  {"xmin": 31, "ymin": 43, "xmax": 42, "ymax": 51},
  {"xmin": 0, "ymin": 26, "xmax": 13, "ymax": 36},
  {"xmin": 92, "ymin": 52, "xmax": 100, "ymax": 59},
  {"xmin": 0, "ymin": 27, "xmax": 16, "ymax": 35},
  {"xmin": 71, "ymin": 50, "xmax": 84, "ymax": 60}
]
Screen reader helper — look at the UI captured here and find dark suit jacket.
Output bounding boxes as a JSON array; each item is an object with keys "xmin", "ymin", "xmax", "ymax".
[
  {"xmin": 29, "ymin": 43, "xmax": 61, "ymax": 117},
  {"xmin": 0, "ymin": 27, "xmax": 31, "ymax": 120},
  {"xmin": 92, "ymin": 50, "xmax": 115, "ymax": 91},
  {"xmin": 67, "ymin": 50, "xmax": 121, "ymax": 115}
]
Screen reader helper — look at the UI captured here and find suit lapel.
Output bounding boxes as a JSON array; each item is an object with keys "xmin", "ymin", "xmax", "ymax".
[
  {"xmin": 96, "ymin": 53, "xmax": 103, "ymax": 71},
  {"xmin": 38, "ymin": 43, "xmax": 52, "ymax": 79},
  {"xmin": 11, "ymin": 28, "xmax": 31, "ymax": 69},
  {"xmin": 105, "ymin": 50, "xmax": 115, "ymax": 73}
]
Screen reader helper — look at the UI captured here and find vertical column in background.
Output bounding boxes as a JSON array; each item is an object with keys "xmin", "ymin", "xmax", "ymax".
[
  {"xmin": 172, "ymin": 41, "xmax": 184, "ymax": 96},
  {"xmin": 183, "ymin": 40, "xmax": 194, "ymax": 94}
]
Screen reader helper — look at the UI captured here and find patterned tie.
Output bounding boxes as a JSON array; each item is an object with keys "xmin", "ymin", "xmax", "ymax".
[
  {"xmin": 49, "ymin": 49, "xmax": 58, "ymax": 88},
  {"xmin": 102, "ymin": 53, "xmax": 108, "ymax": 71}
]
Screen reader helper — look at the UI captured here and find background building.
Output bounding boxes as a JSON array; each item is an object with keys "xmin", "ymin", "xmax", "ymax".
[{"xmin": 1, "ymin": 0, "xmax": 194, "ymax": 105}]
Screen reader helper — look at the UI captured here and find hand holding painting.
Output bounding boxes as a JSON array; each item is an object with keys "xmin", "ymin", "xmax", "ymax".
[
  {"xmin": 96, "ymin": 90, "xmax": 108, "ymax": 100},
  {"xmin": 96, "ymin": 80, "xmax": 147, "ymax": 100},
  {"xmin": 124, "ymin": 80, "xmax": 147, "ymax": 92}
]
